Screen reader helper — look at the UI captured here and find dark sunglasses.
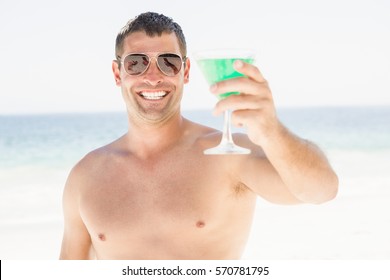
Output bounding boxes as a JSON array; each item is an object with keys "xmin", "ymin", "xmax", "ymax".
[{"xmin": 117, "ymin": 53, "xmax": 186, "ymax": 76}]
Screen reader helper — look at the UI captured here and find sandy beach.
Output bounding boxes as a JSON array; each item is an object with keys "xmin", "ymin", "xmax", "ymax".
[{"xmin": 1, "ymin": 149, "xmax": 389, "ymax": 260}]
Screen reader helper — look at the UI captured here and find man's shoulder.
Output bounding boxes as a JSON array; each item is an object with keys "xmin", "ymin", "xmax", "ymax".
[
  {"xmin": 70, "ymin": 136, "xmax": 127, "ymax": 176},
  {"xmin": 183, "ymin": 118, "xmax": 219, "ymax": 140}
]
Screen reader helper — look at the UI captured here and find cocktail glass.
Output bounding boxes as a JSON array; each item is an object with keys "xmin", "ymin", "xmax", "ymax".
[{"xmin": 194, "ymin": 49, "xmax": 255, "ymax": 155}]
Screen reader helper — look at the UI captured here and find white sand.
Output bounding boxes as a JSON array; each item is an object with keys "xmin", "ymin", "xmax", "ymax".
[
  {"xmin": 0, "ymin": 220, "xmax": 63, "ymax": 259},
  {"xmin": 1, "ymin": 150, "xmax": 389, "ymax": 259},
  {"xmin": 244, "ymin": 150, "xmax": 390, "ymax": 259}
]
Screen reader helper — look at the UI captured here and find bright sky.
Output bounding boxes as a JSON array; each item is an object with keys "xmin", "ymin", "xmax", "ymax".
[{"xmin": 1, "ymin": 0, "xmax": 389, "ymax": 114}]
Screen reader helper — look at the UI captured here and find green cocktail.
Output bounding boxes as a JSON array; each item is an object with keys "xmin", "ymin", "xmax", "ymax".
[
  {"xmin": 194, "ymin": 49, "xmax": 255, "ymax": 155},
  {"xmin": 196, "ymin": 58, "xmax": 254, "ymax": 99}
]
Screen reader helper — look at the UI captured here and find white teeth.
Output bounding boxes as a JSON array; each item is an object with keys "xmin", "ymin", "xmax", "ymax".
[{"xmin": 140, "ymin": 91, "xmax": 167, "ymax": 100}]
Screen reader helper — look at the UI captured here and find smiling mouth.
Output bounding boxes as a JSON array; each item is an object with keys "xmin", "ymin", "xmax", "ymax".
[{"xmin": 138, "ymin": 91, "xmax": 169, "ymax": 100}]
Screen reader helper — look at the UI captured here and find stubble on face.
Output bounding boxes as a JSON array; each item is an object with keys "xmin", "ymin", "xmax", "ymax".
[
  {"xmin": 125, "ymin": 81, "xmax": 182, "ymax": 126},
  {"xmin": 117, "ymin": 32, "xmax": 187, "ymax": 127}
]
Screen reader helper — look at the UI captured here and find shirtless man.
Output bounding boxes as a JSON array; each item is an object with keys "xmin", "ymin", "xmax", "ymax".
[{"xmin": 59, "ymin": 12, "xmax": 338, "ymax": 260}]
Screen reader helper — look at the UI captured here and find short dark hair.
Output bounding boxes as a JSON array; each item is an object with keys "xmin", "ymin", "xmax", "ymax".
[{"xmin": 115, "ymin": 12, "xmax": 187, "ymax": 59}]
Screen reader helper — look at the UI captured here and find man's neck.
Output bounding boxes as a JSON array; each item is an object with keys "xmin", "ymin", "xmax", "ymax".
[{"xmin": 125, "ymin": 111, "xmax": 185, "ymax": 158}]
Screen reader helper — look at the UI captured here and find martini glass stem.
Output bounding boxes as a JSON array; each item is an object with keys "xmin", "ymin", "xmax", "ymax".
[
  {"xmin": 221, "ymin": 109, "xmax": 234, "ymax": 145},
  {"xmin": 203, "ymin": 108, "xmax": 250, "ymax": 155}
]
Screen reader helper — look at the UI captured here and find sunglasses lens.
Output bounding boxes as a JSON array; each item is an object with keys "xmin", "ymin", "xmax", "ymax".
[
  {"xmin": 157, "ymin": 54, "xmax": 183, "ymax": 76},
  {"xmin": 123, "ymin": 54, "xmax": 149, "ymax": 75}
]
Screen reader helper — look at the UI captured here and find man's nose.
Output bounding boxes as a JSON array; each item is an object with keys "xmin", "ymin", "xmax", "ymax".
[{"xmin": 143, "ymin": 58, "xmax": 163, "ymax": 86}]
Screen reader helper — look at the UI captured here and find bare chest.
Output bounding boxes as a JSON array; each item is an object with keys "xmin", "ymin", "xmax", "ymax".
[
  {"xmin": 81, "ymin": 157, "xmax": 234, "ymax": 229},
  {"xmin": 79, "ymin": 154, "xmax": 256, "ymax": 258}
]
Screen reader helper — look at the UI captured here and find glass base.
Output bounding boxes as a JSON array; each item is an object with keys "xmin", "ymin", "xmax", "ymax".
[{"xmin": 204, "ymin": 143, "xmax": 251, "ymax": 155}]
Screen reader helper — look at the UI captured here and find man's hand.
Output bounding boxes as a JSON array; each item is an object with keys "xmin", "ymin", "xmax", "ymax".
[
  {"xmin": 211, "ymin": 61, "xmax": 338, "ymax": 204},
  {"xmin": 211, "ymin": 60, "xmax": 281, "ymax": 147}
]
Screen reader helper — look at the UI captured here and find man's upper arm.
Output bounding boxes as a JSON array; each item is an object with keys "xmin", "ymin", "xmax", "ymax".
[
  {"xmin": 238, "ymin": 151, "xmax": 303, "ymax": 205},
  {"xmin": 59, "ymin": 165, "xmax": 93, "ymax": 259}
]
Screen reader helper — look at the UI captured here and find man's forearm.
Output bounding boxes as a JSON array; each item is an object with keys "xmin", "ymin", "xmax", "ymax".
[{"xmin": 262, "ymin": 124, "xmax": 338, "ymax": 204}]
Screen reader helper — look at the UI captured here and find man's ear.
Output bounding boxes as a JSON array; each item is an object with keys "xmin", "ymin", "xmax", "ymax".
[
  {"xmin": 112, "ymin": 60, "xmax": 121, "ymax": 86},
  {"xmin": 183, "ymin": 57, "xmax": 190, "ymax": 84}
]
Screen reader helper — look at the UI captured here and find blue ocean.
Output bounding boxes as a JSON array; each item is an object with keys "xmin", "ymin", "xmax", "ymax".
[{"xmin": 1, "ymin": 107, "xmax": 389, "ymax": 169}]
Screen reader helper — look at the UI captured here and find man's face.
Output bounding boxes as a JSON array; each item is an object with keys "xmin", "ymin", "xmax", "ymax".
[{"xmin": 112, "ymin": 31, "xmax": 190, "ymax": 125}]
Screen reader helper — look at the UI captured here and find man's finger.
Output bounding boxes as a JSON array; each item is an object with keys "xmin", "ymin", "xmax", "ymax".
[
  {"xmin": 234, "ymin": 60, "xmax": 266, "ymax": 83},
  {"xmin": 210, "ymin": 77, "xmax": 269, "ymax": 98},
  {"xmin": 213, "ymin": 94, "xmax": 269, "ymax": 115}
]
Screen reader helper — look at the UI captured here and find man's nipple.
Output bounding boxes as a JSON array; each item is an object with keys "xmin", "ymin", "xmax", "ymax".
[
  {"xmin": 98, "ymin": 233, "xmax": 106, "ymax": 241},
  {"xmin": 196, "ymin": 220, "xmax": 205, "ymax": 228}
]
